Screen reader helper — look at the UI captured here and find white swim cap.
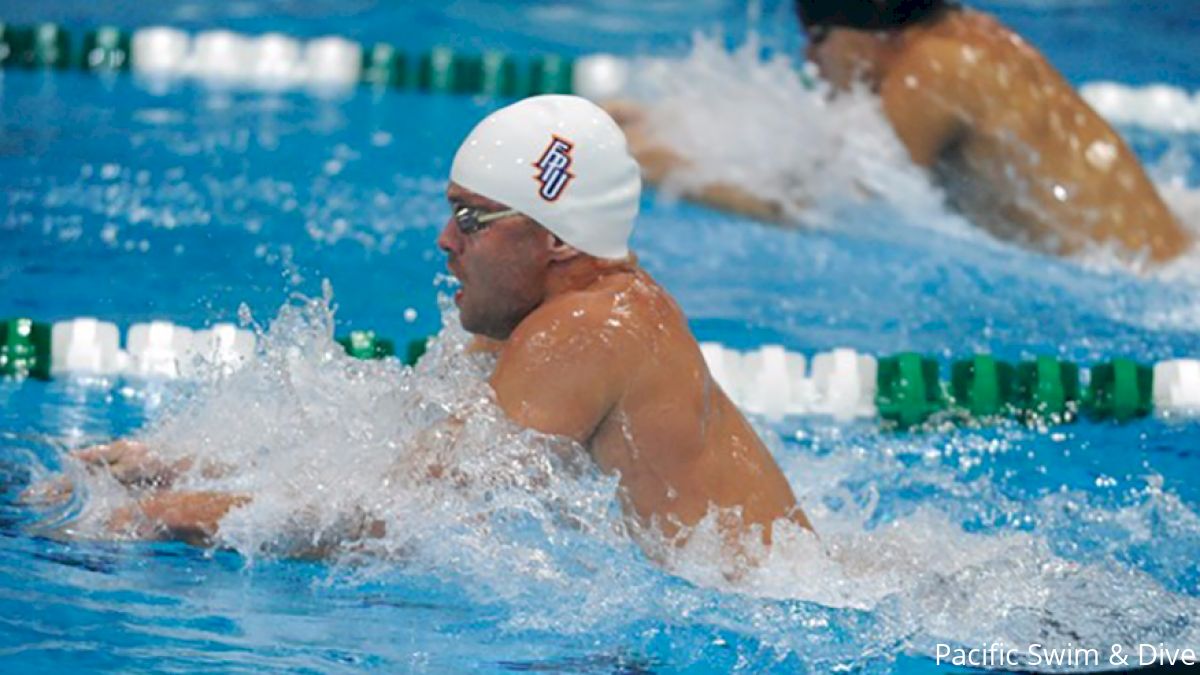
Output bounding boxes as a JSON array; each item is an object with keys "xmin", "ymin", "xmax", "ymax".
[{"xmin": 450, "ymin": 95, "xmax": 641, "ymax": 259}]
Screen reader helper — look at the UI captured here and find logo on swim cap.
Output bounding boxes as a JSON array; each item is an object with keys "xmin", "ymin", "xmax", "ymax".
[{"xmin": 533, "ymin": 135, "xmax": 575, "ymax": 202}]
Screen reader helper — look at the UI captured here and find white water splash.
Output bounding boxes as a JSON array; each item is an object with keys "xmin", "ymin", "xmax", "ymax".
[{"xmin": 30, "ymin": 288, "xmax": 1199, "ymax": 671}]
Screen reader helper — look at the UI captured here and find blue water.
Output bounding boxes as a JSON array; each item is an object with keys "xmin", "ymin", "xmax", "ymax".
[{"xmin": 3, "ymin": 0, "xmax": 1200, "ymax": 672}]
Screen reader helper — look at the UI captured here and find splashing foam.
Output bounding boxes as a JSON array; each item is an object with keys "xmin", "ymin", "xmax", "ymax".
[
  {"xmin": 35, "ymin": 286, "xmax": 1199, "ymax": 669},
  {"xmin": 627, "ymin": 36, "xmax": 969, "ymax": 241}
]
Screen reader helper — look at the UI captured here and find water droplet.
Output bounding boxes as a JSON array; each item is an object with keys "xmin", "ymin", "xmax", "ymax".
[{"xmin": 1084, "ymin": 140, "xmax": 1117, "ymax": 171}]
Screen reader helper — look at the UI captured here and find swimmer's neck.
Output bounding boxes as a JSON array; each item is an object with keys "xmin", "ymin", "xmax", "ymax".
[
  {"xmin": 543, "ymin": 252, "xmax": 639, "ymax": 298},
  {"xmin": 465, "ymin": 254, "xmax": 640, "ymax": 355},
  {"xmin": 827, "ymin": 13, "xmax": 953, "ymax": 91}
]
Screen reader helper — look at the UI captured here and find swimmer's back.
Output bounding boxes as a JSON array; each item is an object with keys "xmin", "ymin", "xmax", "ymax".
[
  {"xmin": 497, "ymin": 266, "xmax": 807, "ymax": 542},
  {"xmin": 578, "ymin": 269, "xmax": 806, "ymax": 541},
  {"xmin": 883, "ymin": 9, "xmax": 1189, "ymax": 260}
]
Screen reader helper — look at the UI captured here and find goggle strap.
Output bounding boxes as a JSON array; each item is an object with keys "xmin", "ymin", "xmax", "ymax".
[{"xmin": 474, "ymin": 208, "xmax": 520, "ymax": 225}]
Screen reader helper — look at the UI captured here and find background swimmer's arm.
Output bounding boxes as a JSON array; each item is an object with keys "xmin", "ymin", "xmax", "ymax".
[
  {"xmin": 684, "ymin": 184, "xmax": 787, "ymax": 223},
  {"xmin": 879, "ymin": 40, "xmax": 968, "ymax": 167},
  {"xmin": 604, "ymin": 101, "xmax": 788, "ymax": 223},
  {"xmin": 489, "ymin": 298, "xmax": 623, "ymax": 444}
]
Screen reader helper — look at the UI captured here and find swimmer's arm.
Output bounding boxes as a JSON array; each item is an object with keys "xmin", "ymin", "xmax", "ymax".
[
  {"xmin": 108, "ymin": 490, "xmax": 250, "ymax": 546},
  {"xmin": 879, "ymin": 41, "xmax": 968, "ymax": 168},
  {"xmin": 604, "ymin": 100, "xmax": 788, "ymax": 223}
]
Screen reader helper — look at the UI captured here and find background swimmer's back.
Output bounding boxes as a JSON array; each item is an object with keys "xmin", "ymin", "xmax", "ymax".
[{"xmin": 882, "ymin": 9, "xmax": 1190, "ymax": 260}]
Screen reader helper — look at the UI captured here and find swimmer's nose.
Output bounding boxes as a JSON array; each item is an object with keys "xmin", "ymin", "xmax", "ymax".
[{"xmin": 436, "ymin": 216, "xmax": 461, "ymax": 257}]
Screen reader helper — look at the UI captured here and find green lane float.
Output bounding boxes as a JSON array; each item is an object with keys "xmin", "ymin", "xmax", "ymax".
[
  {"xmin": 876, "ymin": 353, "xmax": 945, "ymax": 428},
  {"xmin": 528, "ymin": 54, "xmax": 573, "ymax": 95},
  {"xmin": 404, "ymin": 337, "xmax": 429, "ymax": 367},
  {"xmin": 0, "ymin": 318, "xmax": 52, "ymax": 380},
  {"xmin": 12, "ymin": 23, "xmax": 72, "ymax": 69},
  {"xmin": 418, "ymin": 47, "xmax": 474, "ymax": 94},
  {"xmin": 951, "ymin": 354, "xmax": 1016, "ymax": 417},
  {"xmin": 479, "ymin": 51, "xmax": 520, "ymax": 98},
  {"xmin": 1015, "ymin": 356, "xmax": 1079, "ymax": 421},
  {"xmin": 336, "ymin": 330, "xmax": 396, "ymax": 360},
  {"xmin": 0, "ymin": 23, "xmax": 16, "ymax": 67},
  {"xmin": 82, "ymin": 26, "xmax": 130, "ymax": 71},
  {"xmin": 1085, "ymin": 358, "xmax": 1153, "ymax": 422},
  {"xmin": 361, "ymin": 43, "xmax": 407, "ymax": 88}
]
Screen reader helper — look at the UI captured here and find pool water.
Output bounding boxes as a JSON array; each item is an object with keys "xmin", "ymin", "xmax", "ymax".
[{"xmin": 2, "ymin": 0, "xmax": 1200, "ymax": 672}]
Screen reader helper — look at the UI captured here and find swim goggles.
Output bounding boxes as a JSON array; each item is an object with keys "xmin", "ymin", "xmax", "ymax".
[{"xmin": 452, "ymin": 203, "xmax": 520, "ymax": 235}]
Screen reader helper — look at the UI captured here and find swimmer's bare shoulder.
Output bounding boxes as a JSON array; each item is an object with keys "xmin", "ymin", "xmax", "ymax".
[
  {"xmin": 880, "ymin": 33, "xmax": 975, "ymax": 167},
  {"xmin": 491, "ymin": 283, "xmax": 635, "ymax": 443}
]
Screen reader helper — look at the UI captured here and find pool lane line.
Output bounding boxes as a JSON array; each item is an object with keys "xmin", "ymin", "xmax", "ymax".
[
  {"xmin": 1, "ymin": 22, "xmax": 1196, "ymax": 131},
  {"xmin": 3, "ymin": 316, "xmax": 1198, "ymax": 427},
  {"xmin": 0, "ymin": 316, "xmax": 426, "ymax": 381},
  {"xmin": 0, "ymin": 22, "xmax": 631, "ymax": 100}
]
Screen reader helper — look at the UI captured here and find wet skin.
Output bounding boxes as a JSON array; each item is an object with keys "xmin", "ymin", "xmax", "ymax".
[
  {"xmin": 827, "ymin": 9, "xmax": 1190, "ymax": 261},
  {"xmin": 611, "ymin": 9, "xmax": 1190, "ymax": 263},
  {"xmin": 442, "ymin": 182, "xmax": 810, "ymax": 546},
  {"xmin": 53, "ymin": 183, "xmax": 811, "ymax": 552}
]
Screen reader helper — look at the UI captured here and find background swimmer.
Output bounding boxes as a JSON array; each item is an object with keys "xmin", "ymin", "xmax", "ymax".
[
  {"xmin": 612, "ymin": 0, "xmax": 1191, "ymax": 262},
  {"xmin": 40, "ymin": 95, "xmax": 811, "ymax": 562}
]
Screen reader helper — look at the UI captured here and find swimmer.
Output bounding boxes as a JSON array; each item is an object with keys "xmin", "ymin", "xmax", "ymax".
[
  {"xmin": 50, "ymin": 96, "xmax": 812, "ymax": 555},
  {"xmin": 611, "ymin": 0, "xmax": 1191, "ymax": 262}
]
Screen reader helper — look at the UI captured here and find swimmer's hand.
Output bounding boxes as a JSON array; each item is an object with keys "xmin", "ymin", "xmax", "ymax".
[
  {"xmin": 72, "ymin": 440, "xmax": 184, "ymax": 488},
  {"xmin": 21, "ymin": 440, "xmax": 174, "ymax": 506},
  {"xmin": 18, "ymin": 475, "xmax": 75, "ymax": 506}
]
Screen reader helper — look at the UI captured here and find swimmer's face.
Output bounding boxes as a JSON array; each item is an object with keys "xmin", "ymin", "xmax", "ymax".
[
  {"xmin": 438, "ymin": 183, "xmax": 556, "ymax": 340},
  {"xmin": 805, "ymin": 26, "xmax": 889, "ymax": 90}
]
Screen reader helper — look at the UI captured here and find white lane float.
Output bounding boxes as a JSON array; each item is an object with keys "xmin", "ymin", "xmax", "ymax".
[
  {"xmin": 740, "ymin": 345, "xmax": 808, "ymax": 420},
  {"xmin": 130, "ymin": 26, "xmax": 191, "ymax": 77},
  {"xmin": 699, "ymin": 343, "xmax": 877, "ymax": 421},
  {"xmin": 1080, "ymin": 81, "xmax": 1200, "ymax": 133},
  {"xmin": 810, "ymin": 348, "xmax": 878, "ymax": 420},
  {"xmin": 303, "ymin": 36, "xmax": 362, "ymax": 93},
  {"xmin": 248, "ymin": 33, "xmax": 304, "ymax": 90},
  {"xmin": 126, "ymin": 321, "xmax": 194, "ymax": 378},
  {"xmin": 190, "ymin": 30, "xmax": 253, "ymax": 83},
  {"xmin": 187, "ymin": 323, "xmax": 257, "ymax": 377},
  {"xmin": 44, "ymin": 318, "xmax": 256, "ymax": 380},
  {"xmin": 1153, "ymin": 359, "xmax": 1200, "ymax": 415},
  {"xmin": 50, "ymin": 318, "xmax": 124, "ymax": 377},
  {"xmin": 573, "ymin": 53, "xmax": 631, "ymax": 102}
]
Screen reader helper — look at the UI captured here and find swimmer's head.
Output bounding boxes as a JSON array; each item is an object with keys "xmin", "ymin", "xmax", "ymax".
[
  {"xmin": 795, "ymin": 0, "xmax": 956, "ymax": 32},
  {"xmin": 796, "ymin": 0, "xmax": 958, "ymax": 88},
  {"xmin": 438, "ymin": 182, "xmax": 557, "ymax": 339},
  {"xmin": 440, "ymin": 96, "xmax": 641, "ymax": 339},
  {"xmin": 449, "ymin": 95, "xmax": 641, "ymax": 260}
]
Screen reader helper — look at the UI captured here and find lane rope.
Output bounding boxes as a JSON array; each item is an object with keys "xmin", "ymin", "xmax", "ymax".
[{"xmin": 3, "ymin": 316, "xmax": 1197, "ymax": 427}]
